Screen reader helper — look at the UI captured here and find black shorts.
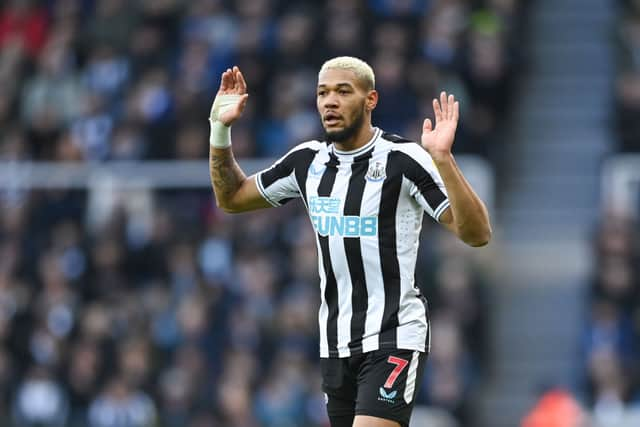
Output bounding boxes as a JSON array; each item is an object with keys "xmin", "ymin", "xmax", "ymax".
[{"xmin": 320, "ymin": 349, "xmax": 428, "ymax": 427}]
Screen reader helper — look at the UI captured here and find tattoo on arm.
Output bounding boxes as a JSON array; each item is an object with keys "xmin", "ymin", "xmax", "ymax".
[{"xmin": 210, "ymin": 147, "xmax": 246, "ymax": 205}]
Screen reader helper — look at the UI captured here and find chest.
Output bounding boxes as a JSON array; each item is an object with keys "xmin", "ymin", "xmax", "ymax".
[{"xmin": 303, "ymin": 151, "xmax": 407, "ymax": 218}]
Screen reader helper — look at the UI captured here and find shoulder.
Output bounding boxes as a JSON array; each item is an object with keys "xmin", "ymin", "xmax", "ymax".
[
  {"xmin": 379, "ymin": 131, "xmax": 423, "ymax": 156},
  {"xmin": 265, "ymin": 140, "xmax": 325, "ymax": 175},
  {"xmin": 379, "ymin": 132, "xmax": 430, "ymax": 160},
  {"xmin": 282, "ymin": 140, "xmax": 325, "ymax": 159},
  {"xmin": 277, "ymin": 140, "xmax": 324, "ymax": 162},
  {"xmin": 380, "ymin": 131, "xmax": 415, "ymax": 144},
  {"xmin": 377, "ymin": 132, "xmax": 437, "ymax": 173},
  {"xmin": 292, "ymin": 139, "xmax": 326, "ymax": 152}
]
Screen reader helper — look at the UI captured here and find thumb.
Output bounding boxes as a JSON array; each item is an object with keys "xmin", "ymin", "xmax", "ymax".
[{"xmin": 423, "ymin": 118, "xmax": 432, "ymax": 133}]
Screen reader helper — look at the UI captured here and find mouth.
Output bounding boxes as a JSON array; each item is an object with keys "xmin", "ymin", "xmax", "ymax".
[{"xmin": 323, "ymin": 112, "xmax": 342, "ymax": 127}]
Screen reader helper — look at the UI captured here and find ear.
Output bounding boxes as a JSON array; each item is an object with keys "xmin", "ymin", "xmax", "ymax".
[{"xmin": 366, "ymin": 90, "xmax": 378, "ymax": 112}]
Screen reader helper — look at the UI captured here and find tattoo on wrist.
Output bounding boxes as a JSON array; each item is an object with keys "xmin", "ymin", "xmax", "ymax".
[{"xmin": 210, "ymin": 149, "xmax": 243, "ymax": 199}]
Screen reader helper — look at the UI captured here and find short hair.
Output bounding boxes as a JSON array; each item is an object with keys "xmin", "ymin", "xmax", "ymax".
[{"xmin": 319, "ymin": 56, "xmax": 375, "ymax": 90}]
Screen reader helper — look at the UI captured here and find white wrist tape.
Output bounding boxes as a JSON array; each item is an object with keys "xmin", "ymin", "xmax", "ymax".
[
  {"xmin": 209, "ymin": 94, "xmax": 242, "ymax": 122},
  {"xmin": 209, "ymin": 94, "xmax": 242, "ymax": 149},
  {"xmin": 209, "ymin": 120, "xmax": 231, "ymax": 148}
]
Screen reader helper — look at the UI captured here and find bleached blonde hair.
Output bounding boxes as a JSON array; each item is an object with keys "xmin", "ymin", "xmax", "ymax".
[{"xmin": 319, "ymin": 56, "xmax": 375, "ymax": 90}]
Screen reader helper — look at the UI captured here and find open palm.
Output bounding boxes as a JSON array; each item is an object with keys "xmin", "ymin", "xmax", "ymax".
[
  {"xmin": 211, "ymin": 66, "xmax": 249, "ymax": 126},
  {"xmin": 421, "ymin": 91, "xmax": 459, "ymax": 159}
]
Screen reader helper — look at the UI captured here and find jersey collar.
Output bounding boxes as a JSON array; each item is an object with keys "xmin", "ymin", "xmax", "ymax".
[{"xmin": 331, "ymin": 127, "xmax": 381, "ymax": 158}]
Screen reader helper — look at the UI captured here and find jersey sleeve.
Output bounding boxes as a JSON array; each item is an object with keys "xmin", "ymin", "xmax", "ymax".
[
  {"xmin": 400, "ymin": 144, "xmax": 450, "ymax": 222},
  {"xmin": 255, "ymin": 145, "xmax": 306, "ymax": 207}
]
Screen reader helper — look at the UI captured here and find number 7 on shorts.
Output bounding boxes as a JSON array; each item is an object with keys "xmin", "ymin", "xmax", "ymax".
[{"xmin": 384, "ymin": 356, "xmax": 409, "ymax": 388}]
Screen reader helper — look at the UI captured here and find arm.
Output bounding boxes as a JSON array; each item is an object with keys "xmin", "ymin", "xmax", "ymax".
[
  {"xmin": 209, "ymin": 67, "xmax": 272, "ymax": 213},
  {"xmin": 433, "ymin": 154, "xmax": 491, "ymax": 246},
  {"xmin": 209, "ymin": 147, "xmax": 270, "ymax": 213},
  {"xmin": 422, "ymin": 92, "xmax": 492, "ymax": 247}
]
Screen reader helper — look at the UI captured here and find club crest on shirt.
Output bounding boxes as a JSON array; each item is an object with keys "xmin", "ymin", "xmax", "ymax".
[{"xmin": 366, "ymin": 162, "xmax": 386, "ymax": 182}]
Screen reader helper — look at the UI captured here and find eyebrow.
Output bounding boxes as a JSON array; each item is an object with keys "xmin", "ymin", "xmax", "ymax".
[{"xmin": 317, "ymin": 83, "xmax": 355, "ymax": 89}]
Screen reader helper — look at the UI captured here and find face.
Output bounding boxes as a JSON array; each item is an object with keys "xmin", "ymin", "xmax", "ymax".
[{"xmin": 316, "ymin": 68, "xmax": 377, "ymax": 142}]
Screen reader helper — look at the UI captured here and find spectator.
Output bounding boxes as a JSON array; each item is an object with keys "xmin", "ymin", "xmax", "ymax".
[
  {"xmin": 584, "ymin": 211, "xmax": 640, "ymax": 425},
  {"xmin": 616, "ymin": 1, "xmax": 640, "ymax": 152},
  {"xmin": 521, "ymin": 389, "xmax": 587, "ymax": 427},
  {"xmin": 87, "ymin": 376, "xmax": 156, "ymax": 427},
  {"xmin": 0, "ymin": 0, "xmax": 49, "ymax": 59},
  {"xmin": 13, "ymin": 366, "xmax": 68, "ymax": 427}
]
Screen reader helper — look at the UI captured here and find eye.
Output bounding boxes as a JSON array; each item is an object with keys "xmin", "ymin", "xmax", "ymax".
[
  {"xmin": 317, "ymin": 90, "xmax": 326, "ymax": 96},
  {"xmin": 339, "ymin": 89, "xmax": 350, "ymax": 95}
]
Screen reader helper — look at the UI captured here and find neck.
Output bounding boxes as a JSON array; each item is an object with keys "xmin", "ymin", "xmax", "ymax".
[{"xmin": 333, "ymin": 124, "xmax": 375, "ymax": 152}]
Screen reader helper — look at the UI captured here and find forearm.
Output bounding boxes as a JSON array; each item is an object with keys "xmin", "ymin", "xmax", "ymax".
[
  {"xmin": 433, "ymin": 153, "xmax": 491, "ymax": 246},
  {"xmin": 209, "ymin": 145, "xmax": 247, "ymax": 212}
]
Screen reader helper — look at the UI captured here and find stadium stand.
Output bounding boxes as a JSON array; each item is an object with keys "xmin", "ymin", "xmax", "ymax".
[
  {"xmin": 0, "ymin": 0, "xmax": 524, "ymax": 426},
  {"xmin": 582, "ymin": 1, "xmax": 640, "ymax": 425}
]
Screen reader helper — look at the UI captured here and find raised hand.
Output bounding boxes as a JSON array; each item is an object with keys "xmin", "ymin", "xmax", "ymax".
[
  {"xmin": 210, "ymin": 66, "xmax": 249, "ymax": 126},
  {"xmin": 421, "ymin": 91, "xmax": 459, "ymax": 160}
]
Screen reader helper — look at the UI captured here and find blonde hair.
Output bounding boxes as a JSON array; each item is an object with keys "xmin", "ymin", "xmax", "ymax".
[{"xmin": 319, "ymin": 56, "xmax": 375, "ymax": 90}]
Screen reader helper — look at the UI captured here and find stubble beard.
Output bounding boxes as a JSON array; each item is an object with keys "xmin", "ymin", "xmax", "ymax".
[{"xmin": 324, "ymin": 106, "xmax": 366, "ymax": 143}]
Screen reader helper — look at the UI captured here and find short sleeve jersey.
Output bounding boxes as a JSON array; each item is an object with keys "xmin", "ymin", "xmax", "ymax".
[{"xmin": 257, "ymin": 128, "xmax": 449, "ymax": 358}]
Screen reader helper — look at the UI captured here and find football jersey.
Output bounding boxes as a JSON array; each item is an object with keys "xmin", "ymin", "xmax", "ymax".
[{"xmin": 257, "ymin": 128, "xmax": 449, "ymax": 358}]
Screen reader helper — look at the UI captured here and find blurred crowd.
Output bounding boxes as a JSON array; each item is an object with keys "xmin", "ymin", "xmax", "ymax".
[
  {"xmin": 0, "ymin": 188, "xmax": 491, "ymax": 427},
  {"xmin": 583, "ymin": 212, "xmax": 640, "ymax": 427},
  {"xmin": 580, "ymin": 1, "xmax": 640, "ymax": 426},
  {"xmin": 0, "ymin": 0, "xmax": 520, "ymax": 426},
  {"xmin": 0, "ymin": 0, "xmax": 525, "ymax": 163},
  {"xmin": 616, "ymin": 0, "xmax": 640, "ymax": 152}
]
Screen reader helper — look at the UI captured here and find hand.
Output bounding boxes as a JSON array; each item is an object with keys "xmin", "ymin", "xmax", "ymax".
[
  {"xmin": 211, "ymin": 66, "xmax": 249, "ymax": 126},
  {"xmin": 421, "ymin": 91, "xmax": 459, "ymax": 161}
]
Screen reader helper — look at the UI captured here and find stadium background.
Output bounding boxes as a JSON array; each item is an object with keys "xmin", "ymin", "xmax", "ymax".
[{"xmin": 0, "ymin": 0, "xmax": 638, "ymax": 426}]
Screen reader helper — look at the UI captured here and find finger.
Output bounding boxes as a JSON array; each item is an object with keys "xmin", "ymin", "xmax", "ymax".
[
  {"xmin": 440, "ymin": 91, "xmax": 447, "ymax": 116},
  {"xmin": 454, "ymin": 101, "xmax": 459, "ymax": 122},
  {"xmin": 448, "ymin": 94, "xmax": 454, "ymax": 119},
  {"xmin": 433, "ymin": 98, "xmax": 442, "ymax": 122},
  {"xmin": 235, "ymin": 67, "xmax": 248, "ymax": 94},
  {"xmin": 225, "ymin": 69, "xmax": 236, "ymax": 91},
  {"xmin": 220, "ymin": 70, "xmax": 231, "ymax": 91},
  {"xmin": 228, "ymin": 67, "xmax": 237, "ymax": 90},
  {"xmin": 232, "ymin": 66, "xmax": 239, "ymax": 90},
  {"xmin": 423, "ymin": 118, "xmax": 432, "ymax": 133}
]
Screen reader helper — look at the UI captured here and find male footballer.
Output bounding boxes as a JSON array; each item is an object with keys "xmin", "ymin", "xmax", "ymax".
[{"xmin": 208, "ymin": 56, "xmax": 491, "ymax": 427}]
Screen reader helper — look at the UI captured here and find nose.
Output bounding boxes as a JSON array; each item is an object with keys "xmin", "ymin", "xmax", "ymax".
[{"xmin": 322, "ymin": 92, "xmax": 339, "ymax": 109}]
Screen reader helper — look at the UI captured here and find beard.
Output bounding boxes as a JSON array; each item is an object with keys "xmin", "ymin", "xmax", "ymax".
[{"xmin": 324, "ymin": 106, "xmax": 366, "ymax": 143}]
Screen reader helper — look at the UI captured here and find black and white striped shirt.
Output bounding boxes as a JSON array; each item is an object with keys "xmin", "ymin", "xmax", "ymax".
[{"xmin": 257, "ymin": 128, "xmax": 450, "ymax": 358}]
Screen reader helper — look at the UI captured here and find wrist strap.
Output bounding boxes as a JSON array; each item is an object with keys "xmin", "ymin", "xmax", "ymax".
[
  {"xmin": 209, "ymin": 93, "xmax": 241, "ymax": 149},
  {"xmin": 210, "ymin": 94, "xmax": 241, "ymax": 122},
  {"xmin": 209, "ymin": 120, "xmax": 231, "ymax": 148}
]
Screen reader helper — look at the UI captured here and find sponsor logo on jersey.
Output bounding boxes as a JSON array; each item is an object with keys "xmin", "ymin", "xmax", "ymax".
[
  {"xmin": 309, "ymin": 196, "xmax": 377, "ymax": 237},
  {"xmin": 309, "ymin": 196, "xmax": 341, "ymax": 214}
]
